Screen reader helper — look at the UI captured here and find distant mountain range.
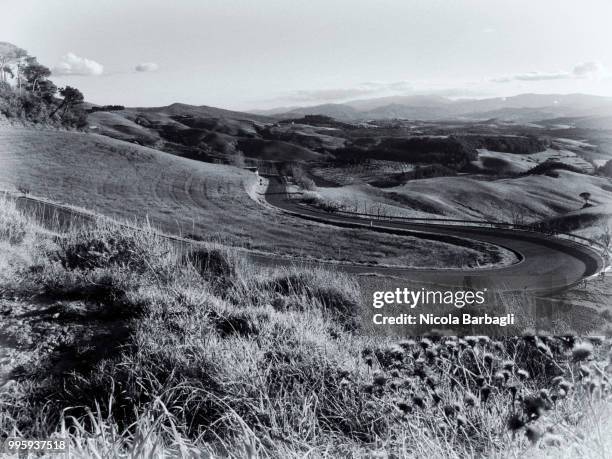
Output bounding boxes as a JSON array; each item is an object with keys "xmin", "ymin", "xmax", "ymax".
[{"xmin": 253, "ymin": 93, "xmax": 612, "ymax": 123}]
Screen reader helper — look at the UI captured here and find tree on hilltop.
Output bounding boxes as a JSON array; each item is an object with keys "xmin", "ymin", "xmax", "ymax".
[
  {"xmin": 0, "ymin": 42, "xmax": 27, "ymax": 83},
  {"xmin": 50, "ymin": 86, "xmax": 84, "ymax": 117}
]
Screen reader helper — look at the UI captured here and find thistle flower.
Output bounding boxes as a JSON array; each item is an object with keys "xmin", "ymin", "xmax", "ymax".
[
  {"xmin": 420, "ymin": 338, "xmax": 433, "ymax": 349},
  {"xmin": 551, "ymin": 376, "xmax": 565, "ymax": 386},
  {"xmin": 517, "ymin": 369, "xmax": 530, "ymax": 380},
  {"xmin": 425, "ymin": 348, "xmax": 437, "ymax": 360},
  {"xmin": 494, "ymin": 372, "xmax": 506, "ymax": 384},
  {"xmin": 524, "ymin": 395, "xmax": 549, "ymax": 420},
  {"xmin": 445, "ymin": 340, "xmax": 458, "ymax": 349},
  {"xmin": 413, "ymin": 394, "xmax": 426, "ymax": 409},
  {"xmin": 587, "ymin": 336, "xmax": 603, "ymax": 345},
  {"xmin": 476, "ymin": 375, "xmax": 486, "ymax": 387},
  {"xmin": 465, "ymin": 336, "xmax": 478, "ymax": 347},
  {"xmin": 558, "ymin": 380, "xmax": 572, "ymax": 393},
  {"xmin": 483, "ymin": 353, "xmax": 494, "ymax": 367},
  {"xmin": 507, "ymin": 383, "xmax": 519, "ymax": 398},
  {"xmin": 478, "ymin": 336, "xmax": 491, "ymax": 345},
  {"xmin": 502, "ymin": 360, "xmax": 515, "ymax": 371},
  {"xmin": 398, "ymin": 339, "xmax": 416, "ymax": 350},
  {"xmin": 443, "ymin": 404, "xmax": 456, "ymax": 417},
  {"xmin": 432, "ymin": 390, "xmax": 442, "ymax": 405},
  {"xmin": 507, "ymin": 414, "xmax": 524, "ymax": 431},
  {"xmin": 373, "ymin": 371, "xmax": 387, "ymax": 386},
  {"xmin": 572, "ymin": 341, "xmax": 594, "ymax": 362},
  {"xmin": 390, "ymin": 369, "xmax": 400, "ymax": 378},
  {"xmin": 456, "ymin": 414, "xmax": 467, "ymax": 427},
  {"xmin": 396, "ymin": 400, "xmax": 412, "ymax": 414},
  {"xmin": 464, "ymin": 392, "xmax": 478, "ymax": 407},
  {"xmin": 539, "ymin": 389, "xmax": 550, "ymax": 400},
  {"xmin": 339, "ymin": 378, "xmax": 351, "ymax": 389},
  {"xmin": 389, "ymin": 345, "xmax": 404, "ymax": 360},
  {"xmin": 536, "ymin": 341, "xmax": 553, "ymax": 357}
]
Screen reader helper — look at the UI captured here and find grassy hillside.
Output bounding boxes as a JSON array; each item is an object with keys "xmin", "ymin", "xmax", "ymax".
[
  {"xmin": 313, "ymin": 170, "xmax": 612, "ymax": 224},
  {"xmin": 0, "ymin": 125, "xmax": 500, "ymax": 268},
  {"xmin": 0, "ymin": 199, "xmax": 610, "ymax": 458},
  {"xmin": 88, "ymin": 104, "xmax": 333, "ymax": 163}
]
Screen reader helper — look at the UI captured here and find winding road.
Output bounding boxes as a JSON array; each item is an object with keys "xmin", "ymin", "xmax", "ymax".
[
  {"xmin": 260, "ymin": 176, "xmax": 606, "ymax": 295},
  {"xmin": 5, "ymin": 175, "xmax": 606, "ymax": 296}
]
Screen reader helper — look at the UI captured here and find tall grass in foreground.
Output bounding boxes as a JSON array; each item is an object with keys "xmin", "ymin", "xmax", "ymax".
[{"xmin": 0, "ymin": 197, "xmax": 610, "ymax": 458}]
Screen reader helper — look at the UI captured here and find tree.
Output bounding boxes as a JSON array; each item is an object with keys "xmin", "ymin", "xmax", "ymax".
[
  {"xmin": 0, "ymin": 42, "xmax": 27, "ymax": 83},
  {"xmin": 579, "ymin": 192, "xmax": 592, "ymax": 208},
  {"xmin": 49, "ymin": 86, "xmax": 84, "ymax": 119},
  {"xmin": 22, "ymin": 58, "xmax": 52, "ymax": 93}
]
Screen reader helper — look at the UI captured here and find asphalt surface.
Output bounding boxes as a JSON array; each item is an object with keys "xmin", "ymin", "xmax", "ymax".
[{"xmin": 261, "ymin": 177, "xmax": 605, "ymax": 294}]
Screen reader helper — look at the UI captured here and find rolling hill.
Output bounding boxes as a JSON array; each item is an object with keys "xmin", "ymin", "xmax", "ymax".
[
  {"xmin": 259, "ymin": 93, "xmax": 612, "ymax": 123},
  {"xmin": 88, "ymin": 103, "xmax": 336, "ymax": 163},
  {"xmin": 0, "ymin": 123, "xmax": 497, "ymax": 268}
]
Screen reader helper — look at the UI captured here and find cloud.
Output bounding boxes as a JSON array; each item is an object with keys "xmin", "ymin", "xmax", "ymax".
[
  {"xmin": 284, "ymin": 87, "xmax": 379, "ymax": 103},
  {"xmin": 52, "ymin": 52, "xmax": 104, "ymax": 76},
  {"xmin": 492, "ymin": 61, "xmax": 604, "ymax": 83},
  {"xmin": 135, "ymin": 62, "xmax": 159, "ymax": 72},
  {"xmin": 572, "ymin": 61, "xmax": 603, "ymax": 78},
  {"xmin": 283, "ymin": 81, "xmax": 415, "ymax": 103}
]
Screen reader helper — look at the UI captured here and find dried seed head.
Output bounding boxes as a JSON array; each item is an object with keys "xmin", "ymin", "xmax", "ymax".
[
  {"xmin": 413, "ymin": 394, "xmax": 426, "ymax": 409},
  {"xmin": 373, "ymin": 372, "xmax": 387, "ymax": 386},
  {"xmin": 539, "ymin": 389, "xmax": 550, "ymax": 400},
  {"xmin": 464, "ymin": 393, "xmax": 478, "ymax": 407},
  {"xmin": 517, "ymin": 369, "xmax": 530, "ymax": 380},
  {"xmin": 494, "ymin": 371, "xmax": 505, "ymax": 384},
  {"xmin": 398, "ymin": 339, "xmax": 416, "ymax": 350},
  {"xmin": 543, "ymin": 433, "xmax": 563, "ymax": 447},
  {"xmin": 396, "ymin": 401, "xmax": 412, "ymax": 414},
  {"xmin": 559, "ymin": 380, "xmax": 572, "ymax": 393},
  {"xmin": 507, "ymin": 414, "xmax": 524, "ymax": 431},
  {"xmin": 525, "ymin": 426, "xmax": 543, "ymax": 444}
]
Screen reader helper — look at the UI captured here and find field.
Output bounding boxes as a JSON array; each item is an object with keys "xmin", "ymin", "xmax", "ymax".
[
  {"xmin": 0, "ymin": 125, "xmax": 500, "ymax": 268},
  {"xmin": 0, "ymin": 197, "xmax": 610, "ymax": 458},
  {"xmin": 308, "ymin": 171, "xmax": 612, "ymax": 225}
]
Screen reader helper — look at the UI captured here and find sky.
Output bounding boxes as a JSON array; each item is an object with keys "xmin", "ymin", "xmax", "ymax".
[{"xmin": 5, "ymin": 0, "xmax": 612, "ymax": 110}]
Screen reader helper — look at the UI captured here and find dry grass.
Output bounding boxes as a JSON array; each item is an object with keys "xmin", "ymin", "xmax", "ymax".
[
  {"xmin": 313, "ymin": 170, "xmax": 612, "ymax": 224},
  {"xmin": 0, "ymin": 198, "xmax": 611, "ymax": 458}
]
